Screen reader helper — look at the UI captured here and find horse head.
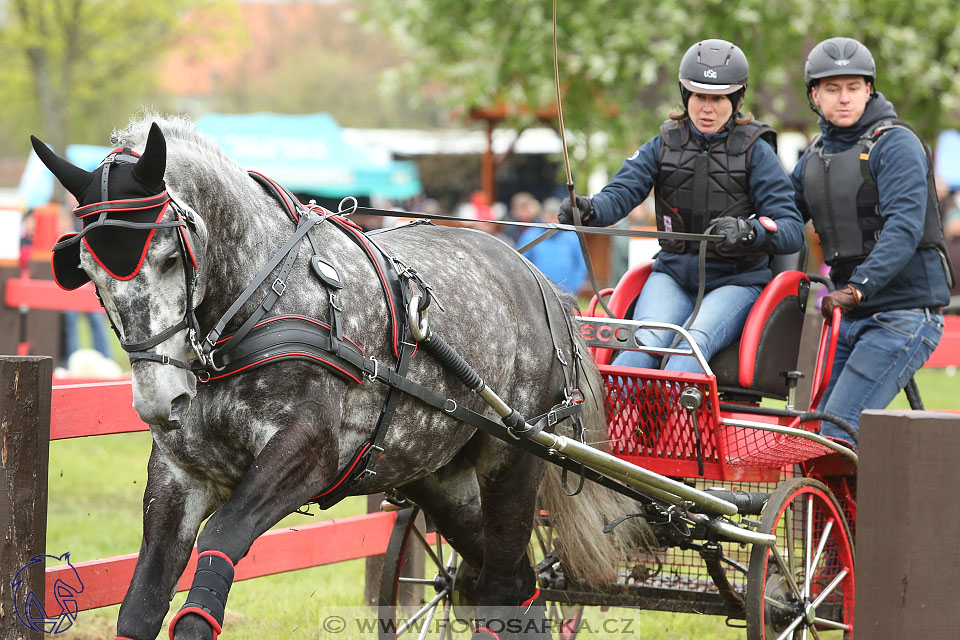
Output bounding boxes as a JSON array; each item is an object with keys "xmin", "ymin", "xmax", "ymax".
[{"xmin": 32, "ymin": 123, "xmax": 208, "ymax": 430}]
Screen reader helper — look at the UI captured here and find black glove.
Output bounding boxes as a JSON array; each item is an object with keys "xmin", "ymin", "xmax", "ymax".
[
  {"xmin": 558, "ymin": 195, "xmax": 595, "ymax": 226},
  {"xmin": 705, "ymin": 216, "xmax": 757, "ymax": 256}
]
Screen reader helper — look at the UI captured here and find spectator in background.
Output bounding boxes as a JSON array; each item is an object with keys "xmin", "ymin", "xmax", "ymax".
[
  {"xmin": 517, "ymin": 196, "xmax": 587, "ymax": 296},
  {"xmin": 53, "ymin": 196, "xmax": 113, "ymax": 367},
  {"xmin": 458, "ymin": 190, "xmax": 502, "ymax": 238},
  {"xmin": 502, "ymin": 192, "xmax": 542, "ymax": 247}
]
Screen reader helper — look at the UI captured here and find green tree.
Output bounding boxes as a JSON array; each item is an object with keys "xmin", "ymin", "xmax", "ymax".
[
  {"xmin": 360, "ymin": 0, "xmax": 960, "ymax": 174},
  {"xmin": 0, "ymin": 0, "xmax": 236, "ymax": 156}
]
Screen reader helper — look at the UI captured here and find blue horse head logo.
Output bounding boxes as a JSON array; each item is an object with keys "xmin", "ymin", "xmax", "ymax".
[{"xmin": 11, "ymin": 552, "xmax": 84, "ymax": 634}]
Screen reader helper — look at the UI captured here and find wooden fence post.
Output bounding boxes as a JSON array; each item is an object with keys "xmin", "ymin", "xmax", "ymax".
[
  {"xmin": 0, "ymin": 356, "xmax": 53, "ymax": 640},
  {"xmin": 855, "ymin": 410, "xmax": 960, "ymax": 639}
]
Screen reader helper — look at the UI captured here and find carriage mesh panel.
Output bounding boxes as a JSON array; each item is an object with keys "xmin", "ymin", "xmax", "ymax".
[
  {"xmin": 601, "ymin": 370, "xmax": 720, "ymax": 469},
  {"xmin": 722, "ymin": 424, "xmax": 835, "ymax": 467},
  {"xmin": 600, "ymin": 366, "xmax": 836, "ymax": 472}
]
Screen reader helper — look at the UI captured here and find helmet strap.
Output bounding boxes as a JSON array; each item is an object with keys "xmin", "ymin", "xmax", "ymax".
[{"xmin": 679, "ymin": 84, "xmax": 692, "ymax": 111}]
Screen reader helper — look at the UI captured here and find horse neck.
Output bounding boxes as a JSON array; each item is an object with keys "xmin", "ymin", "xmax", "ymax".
[{"xmin": 173, "ymin": 166, "xmax": 292, "ymax": 327}]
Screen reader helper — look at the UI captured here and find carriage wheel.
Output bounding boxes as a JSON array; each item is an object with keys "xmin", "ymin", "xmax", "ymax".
[
  {"xmin": 378, "ymin": 506, "xmax": 470, "ymax": 640},
  {"xmin": 379, "ymin": 507, "xmax": 583, "ymax": 639},
  {"xmin": 745, "ymin": 478, "xmax": 855, "ymax": 640}
]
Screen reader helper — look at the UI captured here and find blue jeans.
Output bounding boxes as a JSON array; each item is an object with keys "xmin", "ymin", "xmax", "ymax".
[
  {"xmin": 612, "ymin": 271, "xmax": 762, "ymax": 373},
  {"xmin": 819, "ymin": 309, "xmax": 944, "ymax": 444},
  {"xmin": 62, "ymin": 310, "xmax": 112, "ymax": 360}
]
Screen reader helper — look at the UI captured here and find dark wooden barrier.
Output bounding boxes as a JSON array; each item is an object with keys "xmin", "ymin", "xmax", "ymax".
[
  {"xmin": 0, "ymin": 356, "xmax": 52, "ymax": 640},
  {"xmin": 855, "ymin": 410, "xmax": 960, "ymax": 638}
]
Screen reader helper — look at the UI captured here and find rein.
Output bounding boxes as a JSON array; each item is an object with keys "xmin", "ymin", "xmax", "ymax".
[{"xmin": 91, "ymin": 169, "xmax": 658, "ymax": 510}]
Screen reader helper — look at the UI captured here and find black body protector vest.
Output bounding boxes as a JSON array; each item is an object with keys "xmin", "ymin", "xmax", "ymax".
[
  {"xmin": 803, "ymin": 119, "xmax": 955, "ymax": 286},
  {"xmin": 655, "ymin": 118, "xmax": 777, "ymax": 254}
]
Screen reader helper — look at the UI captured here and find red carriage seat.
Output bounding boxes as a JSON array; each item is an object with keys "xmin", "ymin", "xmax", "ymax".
[{"xmin": 591, "ymin": 249, "xmax": 810, "ymax": 400}]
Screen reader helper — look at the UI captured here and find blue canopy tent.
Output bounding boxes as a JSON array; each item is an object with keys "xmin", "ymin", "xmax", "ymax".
[
  {"xmin": 19, "ymin": 113, "xmax": 421, "ymax": 208},
  {"xmin": 195, "ymin": 112, "xmax": 420, "ymax": 200}
]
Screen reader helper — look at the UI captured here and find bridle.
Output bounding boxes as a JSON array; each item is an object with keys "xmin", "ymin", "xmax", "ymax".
[{"xmin": 51, "ymin": 149, "xmax": 206, "ymax": 372}]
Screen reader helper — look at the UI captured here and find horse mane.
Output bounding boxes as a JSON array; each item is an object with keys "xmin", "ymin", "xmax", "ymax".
[
  {"xmin": 111, "ymin": 111, "xmax": 236, "ymax": 170},
  {"xmin": 111, "ymin": 111, "xmax": 272, "ymax": 235}
]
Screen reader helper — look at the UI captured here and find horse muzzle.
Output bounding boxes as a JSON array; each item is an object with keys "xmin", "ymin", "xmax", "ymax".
[{"xmin": 131, "ymin": 368, "xmax": 196, "ymax": 432}]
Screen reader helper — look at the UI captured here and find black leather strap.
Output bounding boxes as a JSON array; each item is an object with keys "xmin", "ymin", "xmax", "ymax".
[{"xmin": 202, "ymin": 212, "xmax": 320, "ymax": 358}]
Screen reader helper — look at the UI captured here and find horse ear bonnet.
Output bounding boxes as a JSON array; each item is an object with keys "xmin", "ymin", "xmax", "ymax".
[{"xmin": 34, "ymin": 123, "xmax": 172, "ymax": 290}]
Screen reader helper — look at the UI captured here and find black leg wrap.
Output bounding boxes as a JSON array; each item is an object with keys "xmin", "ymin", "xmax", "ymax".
[
  {"xmin": 170, "ymin": 553, "xmax": 234, "ymax": 639},
  {"xmin": 471, "ymin": 592, "xmax": 553, "ymax": 640},
  {"xmin": 516, "ymin": 590, "xmax": 552, "ymax": 640}
]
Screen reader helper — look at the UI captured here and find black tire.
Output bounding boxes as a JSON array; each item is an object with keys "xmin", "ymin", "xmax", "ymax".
[{"xmin": 745, "ymin": 477, "xmax": 855, "ymax": 639}]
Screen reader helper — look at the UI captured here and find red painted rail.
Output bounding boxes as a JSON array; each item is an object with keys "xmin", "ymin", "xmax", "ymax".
[
  {"xmin": 45, "ymin": 381, "xmax": 394, "ymax": 613},
  {"xmin": 5, "ymin": 277, "xmax": 103, "ymax": 313},
  {"xmin": 45, "ymin": 512, "xmax": 396, "ymax": 611},
  {"xmin": 926, "ymin": 315, "xmax": 960, "ymax": 368}
]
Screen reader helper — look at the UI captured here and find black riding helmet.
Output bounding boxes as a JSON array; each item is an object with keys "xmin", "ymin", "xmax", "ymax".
[
  {"xmin": 804, "ymin": 37, "xmax": 877, "ymax": 113},
  {"xmin": 678, "ymin": 39, "xmax": 749, "ymax": 114}
]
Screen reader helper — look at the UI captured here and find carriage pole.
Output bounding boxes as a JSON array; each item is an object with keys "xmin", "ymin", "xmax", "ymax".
[{"xmin": 0, "ymin": 356, "xmax": 53, "ymax": 640}]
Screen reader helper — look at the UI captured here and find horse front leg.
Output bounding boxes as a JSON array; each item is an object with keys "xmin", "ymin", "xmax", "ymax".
[
  {"xmin": 169, "ymin": 403, "xmax": 340, "ymax": 640},
  {"xmin": 115, "ymin": 446, "xmax": 216, "ymax": 640}
]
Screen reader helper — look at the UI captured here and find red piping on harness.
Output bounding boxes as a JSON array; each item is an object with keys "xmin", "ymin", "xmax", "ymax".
[
  {"xmin": 213, "ymin": 315, "xmax": 365, "ymax": 355},
  {"xmin": 308, "ymin": 443, "xmax": 371, "ymax": 502},
  {"xmin": 337, "ymin": 223, "xmax": 400, "ymax": 359},
  {"xmin": 249, "ymin": 171, "xmax": 300, "ymax": 222},
  {"xmin": 205, "ymin": 352, "xmax": 364, "ymax": 384}
]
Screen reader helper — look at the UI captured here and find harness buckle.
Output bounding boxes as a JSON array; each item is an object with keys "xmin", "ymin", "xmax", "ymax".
[
  {"xmin": 161, "ymin": 354, "xmax": 170, "ymax": 365},
  {"xmin": 367, "ymin": 357, "xmax": 379, "ymax": 382},
  {"xmin": 547, "ymin": 409, "xmax": 560, "ymax": 427},
  {"xmin": 272, "ymin": 278, "xmax": 287, "ymax": 297}
]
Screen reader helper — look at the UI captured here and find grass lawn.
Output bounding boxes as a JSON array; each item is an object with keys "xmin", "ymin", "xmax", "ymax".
[{"xmin": 47, "ymin": 368, "xmax": 958, "ymax": 639}]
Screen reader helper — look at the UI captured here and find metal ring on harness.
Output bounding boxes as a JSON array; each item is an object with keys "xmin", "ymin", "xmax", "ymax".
[
  {"xmin": 337, "ymin": 196, "xmax": 358, "ymax": 216},
  {"xmin": 407, "ymin": 294, "xmax": 430, "ymax": 342}
]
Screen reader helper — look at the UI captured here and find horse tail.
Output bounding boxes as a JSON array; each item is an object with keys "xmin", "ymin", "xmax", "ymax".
[{"xmin": 537, "ymin": 346, "xmax": 656, "ymax": 584}]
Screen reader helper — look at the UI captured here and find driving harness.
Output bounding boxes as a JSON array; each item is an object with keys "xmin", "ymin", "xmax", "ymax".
[{"xmin": 75, "ymin": 164, "xmax": 593, "ymax": 510}]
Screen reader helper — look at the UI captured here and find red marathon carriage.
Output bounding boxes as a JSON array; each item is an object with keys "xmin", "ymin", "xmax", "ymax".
[{"xmin": 380, "ymin": 251, "xmax": 860, "ymax": 640}]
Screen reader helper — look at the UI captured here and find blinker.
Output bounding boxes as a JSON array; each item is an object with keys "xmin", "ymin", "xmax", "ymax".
[{"xmin": 51, "ymin": 192, "xmax": 172, "ymax": 290}]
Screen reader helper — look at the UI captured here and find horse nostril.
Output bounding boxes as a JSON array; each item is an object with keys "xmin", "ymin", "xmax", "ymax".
[{"xmin": 170, "ymin": 393, "xmax": 192, "ymax": 422}]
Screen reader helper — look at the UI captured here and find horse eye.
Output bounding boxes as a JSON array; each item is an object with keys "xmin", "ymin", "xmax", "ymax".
[{"xmin": 161, "ymin": 252, "xmax": 179, "ymax": 273}]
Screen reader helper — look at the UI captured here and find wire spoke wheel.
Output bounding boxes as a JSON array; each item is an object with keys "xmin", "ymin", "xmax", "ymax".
[
  {"xmin": 378, "ymin": 507, "xmax": 470, "ymax": 640},
  {"xmin": 746, "ymin": 478, "xmax": 855, "ymax": 640}
]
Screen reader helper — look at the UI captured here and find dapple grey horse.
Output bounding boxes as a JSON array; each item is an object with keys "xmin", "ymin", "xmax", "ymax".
[{"xmin": 33, "ymin": 114, "xmax": 647, "ymax": 640}]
